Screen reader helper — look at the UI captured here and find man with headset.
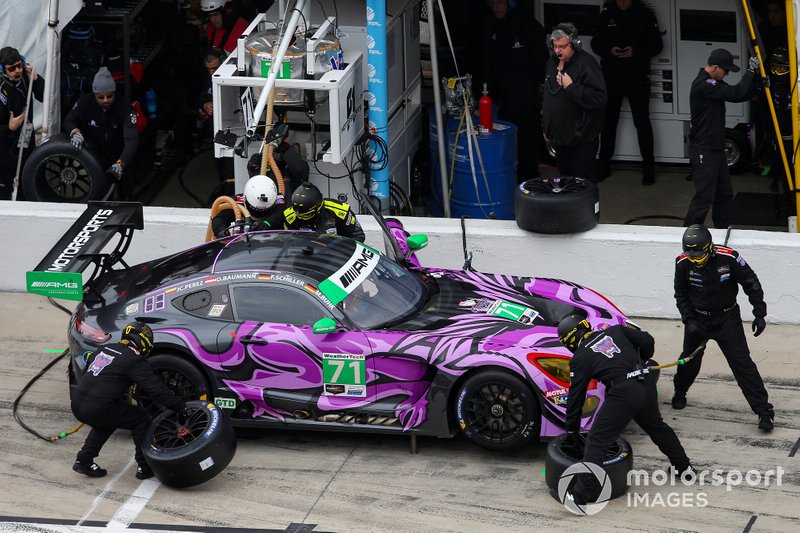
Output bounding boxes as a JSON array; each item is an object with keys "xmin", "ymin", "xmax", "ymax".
[
  {"xmin": 0, "ymin": 47, "xmax": 44, "ymax": 200},
  {"xmin": 542, "ymin": 23, "xmax": 607, "ymax": 180}
]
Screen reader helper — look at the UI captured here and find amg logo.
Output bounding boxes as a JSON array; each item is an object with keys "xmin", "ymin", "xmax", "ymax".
[
  {"xmin": 47, "ymin": 209, "xmax": 113, "ymax": 272},
  {"xmin": 31, "ymin": 281, "xmax": 79, "ymax": 289},
  {"xmin": 339, "ymin": 247, "xmax": 375, "ymax": 288}
]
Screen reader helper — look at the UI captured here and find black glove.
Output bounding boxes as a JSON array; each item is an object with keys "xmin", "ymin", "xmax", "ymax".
[
  {"xmin": 685, "ymin": 319, "xmax": 704, "ymax": 338},
  {"xmin": 177, "ymin": 406, "xmax": 192, "ymax": 426},
  {"xmin": 752, "ymin": 316, "xmax": 766, "ymax": 337},
  {"xmin": 562, "ymin": 431, "xmax": 584, "ymax": 458}
]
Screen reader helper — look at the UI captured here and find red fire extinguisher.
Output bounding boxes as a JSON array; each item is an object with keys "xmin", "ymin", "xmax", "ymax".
[{"xmin": 479, "ymin": 83, "xmax": 493, "ymax": 133}]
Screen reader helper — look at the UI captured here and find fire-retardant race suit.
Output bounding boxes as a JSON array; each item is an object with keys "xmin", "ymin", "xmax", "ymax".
[
  {"xmin": 559, "ymin": 319, "xmax": 690, "ymax": 504},
  {"xmin": 71, "ymin": 323, "xmax": 186, "ymax": 479}
]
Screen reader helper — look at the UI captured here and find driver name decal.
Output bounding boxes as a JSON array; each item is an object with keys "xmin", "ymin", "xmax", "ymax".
[{"xmin": 319, "ymin": 243, "xmax": 380, "ymax": 304}]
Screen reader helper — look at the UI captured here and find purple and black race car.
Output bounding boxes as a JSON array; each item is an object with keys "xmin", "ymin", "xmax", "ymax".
[{"xmin": 33, "ymin": 201, "xmax": 634, "ymax": 451}]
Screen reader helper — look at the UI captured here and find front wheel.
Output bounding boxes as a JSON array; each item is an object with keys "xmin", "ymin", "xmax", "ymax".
[{"xmin": 454, "ymin": 370, "xmax": 540, "ymax": 451}]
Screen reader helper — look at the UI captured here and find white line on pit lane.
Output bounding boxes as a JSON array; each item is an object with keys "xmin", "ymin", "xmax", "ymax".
[
  {"xmin": 78, "ymin": 458, "xmax": 137, "ymax": 526},
  {"xmin": 106, "ymin": 477, "xmax": 161, "ymax": 529}
]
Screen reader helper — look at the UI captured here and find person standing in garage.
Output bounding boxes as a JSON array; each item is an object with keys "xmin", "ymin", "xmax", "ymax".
[
  {"xmin": 0, "ymin": 46, "xmax": 44, "ymax": 200},
  {"xmin": 672, "ymin": 225, "xmax": 774, "ymax": 431},
  {"xmin": 591, "ymin": 0, "xmax": 663, "ymax": 185},
  {"xmin": 201, "ymin": 0, "xmax": 249, "ymax": 54},
  {"xmin": 542, "ymin": 23, "xmax": 607, "ymax": 180},
  {"xmin": 64, "ymin": 67, "xmax": 139, "ymax": 200},
  {"xmin": 683, "ymin": 49, "xmax": 759, "ymax": 229},
  {"xmin": 557, "ymin": 315, "xmax": 692, "ymax": 505},
  {"xmin": 71, "ymin": 322, "xmax": 188, "ymax": 480}
]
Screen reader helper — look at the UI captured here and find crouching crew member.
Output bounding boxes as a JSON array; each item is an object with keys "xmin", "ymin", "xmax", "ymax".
[
  {"xmin": 672, "ymin": 224, "xmax": 773, "ymax": 430},
  {"xmin": 71, "ymin": 322, "xmax": 188, "ymax": 480},
  {"xmin": 558, "ymin": 315, "xmax": 692, "ymax": 505}
]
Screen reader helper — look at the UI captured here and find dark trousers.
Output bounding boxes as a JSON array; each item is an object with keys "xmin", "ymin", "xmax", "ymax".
[
  {"xmin": 684, "ymin": 148, "xmax": 733, "ymax": 229},
  {"xmin": 72, "ymin": 397, "xmax": 151, "ymax": 467},
  {"xmin": 574, "ymin": 375, "xmax": 689, "ymax": 501},
  {"xmin": 598, "ymin": 77, "xmax": 655, "ymax": 173},
  {"xmin": 674, "ymin": 306, "xmax": 772, "ymax": 414},
  {"xmin": 555, "ymin": 138, "xmax": 598, "ymax": 180}
]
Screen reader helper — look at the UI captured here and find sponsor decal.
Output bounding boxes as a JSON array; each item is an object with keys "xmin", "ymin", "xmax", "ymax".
[
  {"xmin": 590, "ymin": 335, "xmax": 621, "ymax": 358},
  {"xmin": 215, "ymin": 397, "xmax": 237, "ymax": 409},
  {"xmin": 456, "ymin": 387, "xmax": 468, "ymax": 430},
  {"xmin": 459, "ymin": 299, "xmax": 477, "ymax": 307},
  {"xmin": 346, "ymin": 386, "xmax": 366, "ymax": 396},
  {"xmin": 554, "ymin": 395, "xmax": 569, "ymax": 406},
  {"xmin": 318, "ymin": 243, "xmax": 380, "ymax": 304},
  {"xmin": 322, "ymin": 352, "xmax": 367, "ymax": 397},
  {"xmin": 720, "ymin": 273, "xmax": 730, "ymax": 282},
  {"xmin": 87, "ymin": 352, "xmax": 114, "ymax": 376},
  {"xmin": 717, "ymin": 265, "xmax": 729, "ymax": 273},
  {"xmin": 325, "ymin": 384, "xmax": 346, "ymax": 395},
  {"xmin": 208, "ymin": 304, "xmax": 226, "ymax": 317},
  {"xmin": 737, "ymin": 256, "xmax": 746, "ymax": 266},
  {"xmin": 46, "ymin": 209, "xmax": 113, "ymax": 272},
  {"xmin": 125, "ymin": 303, "xmax": 139, "ymax": 315},
  {"xmin": 545, "ymin": 387, "xmax": 569, "ymax": 399},
  {"xmin": 26, "ymin": 271, "xmax": 83, "ymax": 301}
]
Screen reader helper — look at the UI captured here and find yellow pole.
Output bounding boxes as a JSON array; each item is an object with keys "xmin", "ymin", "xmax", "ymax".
[
  {"xmin": 740, "ymin": 0, "xmax": 795, "ymax": 194},
  {"xmin": 787, "ymin": 0, "xmax": 800, "ymax": 230}
]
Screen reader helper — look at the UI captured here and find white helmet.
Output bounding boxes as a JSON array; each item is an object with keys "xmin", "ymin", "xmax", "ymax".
[
  {"xmin": 200, "ymin": 0, "xmax": 225, "ymax": 13},
  {"xmin": 244, "ymin": 175, "xmax": 278, "ymax": 219}
]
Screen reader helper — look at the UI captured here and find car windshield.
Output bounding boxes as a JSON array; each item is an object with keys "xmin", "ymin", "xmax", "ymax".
[{"xmin": 341, "ymin": 256, "xmax": 427, "ymax": 329}]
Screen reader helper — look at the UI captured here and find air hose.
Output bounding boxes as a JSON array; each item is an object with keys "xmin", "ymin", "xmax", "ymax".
[
  {"xmin": 12, "ymin": 299, "xmax": 84, "ymax": 442},
  {"xmin": 652, "ymin": 343, "xmax": 707, "ymax": 370}
]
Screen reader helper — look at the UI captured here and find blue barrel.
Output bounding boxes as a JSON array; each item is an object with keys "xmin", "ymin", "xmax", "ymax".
[{"xmin": 428, "ymin": 107, "xmax": 517, "ymax": 220}]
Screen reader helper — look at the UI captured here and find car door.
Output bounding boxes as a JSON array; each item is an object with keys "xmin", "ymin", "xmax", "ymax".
[{"xmin": 216, "ymin": 281, "xmax": 374, "ymax": 421}]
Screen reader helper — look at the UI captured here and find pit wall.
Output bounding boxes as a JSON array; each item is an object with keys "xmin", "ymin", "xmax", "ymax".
[{"xmin": 3, "ymin": 201, "xmax": 799, "ymax": 324}]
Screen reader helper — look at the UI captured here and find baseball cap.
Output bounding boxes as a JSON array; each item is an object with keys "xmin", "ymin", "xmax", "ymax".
[{"xmin": 708, "ymin": 49, "xmax": 740, "ymax": 73}]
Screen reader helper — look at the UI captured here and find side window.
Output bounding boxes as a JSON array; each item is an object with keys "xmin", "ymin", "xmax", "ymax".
[{"xmin": 232, "ymin": 284, "xmax": 328, "ymax": 325}]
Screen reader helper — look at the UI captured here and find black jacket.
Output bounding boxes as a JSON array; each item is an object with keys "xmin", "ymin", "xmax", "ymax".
[
  {"xmin": 0, "ymin": 72, "xmax": 44, "ymax": 149},
  {"xmin": 74, "ymin": 342, "xmax": 185, "ymax": 412},
  {"xmin": 674, "ymin": 245, "xmax": 766, "ymax": 322},
  {"xmin": 688, "ymin": 68, "xmax": 757, "ymax": 151},
  {"xmin": 63, "ymin": 93, "xmax": 139, "ymax": 167},
  {"xmin": 591, "ymin": 0, "xmax": 662, "ymax": 80},
  {"xmin": 565, "ymin": 325, "xmax": 655, "ymax": 431},
  {"xmin": 542, "ymin": 50, "xmax": 607, "ymax": 146},
  {"xmin": 283, "ymin": 199, "xmax": 365, "ymax": 242},
  {"xmin": 481, "ymin": 8, "xmax": 548, "ymax": 113}
]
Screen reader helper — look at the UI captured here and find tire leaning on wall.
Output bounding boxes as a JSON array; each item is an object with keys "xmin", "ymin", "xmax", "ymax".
[
  {"xmin": 142, "ymin": 400, "xmax": 237, "ymax": 488},
  {"xmin": 514, "ymin": 177, "xmax": 599, "ymax": 234}
]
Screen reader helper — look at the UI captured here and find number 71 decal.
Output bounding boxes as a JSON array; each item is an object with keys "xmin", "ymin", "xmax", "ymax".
[{"xmin": 322, "ymin": 353, "xmax": 366, "ymax": 397}]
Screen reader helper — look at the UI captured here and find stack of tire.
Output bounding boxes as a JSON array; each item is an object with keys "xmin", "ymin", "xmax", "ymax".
[
  {"xmin": 142, "ymin": 400, "xmax": 237, "ymax": 488},
  {"xmin": 514, "ymin": 177, "xmax": 599, "ymax": 234}
]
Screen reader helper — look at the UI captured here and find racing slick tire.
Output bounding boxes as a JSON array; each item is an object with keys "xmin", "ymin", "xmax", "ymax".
[
  {"xmin": 21, "ymin": 134, "xmax": 108, "ymax": 203},
  {"xmin": 514, "ymin": 177, "xmax": 598, "ymax": 234},
  {"xmin": 454, "ymin": 370, "xmax": 540, "ymax": 451},
  {"xmin": 142, "ymin": 400, "xmax": 237, "ymax": 488},
  {"xmin": 545, "ymin": 433, "xmax": 633, "ymax": 501},
  {"xmin": 133, "ymin": 355, "xmax": 211, "ymax": 417}
]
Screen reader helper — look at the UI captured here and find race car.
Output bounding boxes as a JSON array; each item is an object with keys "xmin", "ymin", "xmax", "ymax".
[{"xmin": 29, "ymin": 201, "xmax": 633, "ymax": 451}]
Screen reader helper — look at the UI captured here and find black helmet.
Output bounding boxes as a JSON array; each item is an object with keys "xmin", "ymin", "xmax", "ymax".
[
  {"xmin": 292, "ymin": 182, "xmax": 323, "ymax": 222},
  {"xmin": 121, "ymin": 321, "xmax": 154, "ymax": 357},
  {"xmin": 557, "ymin": 314, "xmax": 592, "ymax": 353},
  {"xmin": 682, "ymin": 224, "xmax": 713, "ymax": 267}
]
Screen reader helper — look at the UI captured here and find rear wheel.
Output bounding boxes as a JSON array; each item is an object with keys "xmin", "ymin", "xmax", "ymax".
[
  {"xmin": 133, "ymin": 354, "xmax": 210, "ymax": 417},
  {"xmin": 454, "ymin": 370, "xmax": 540, "ymax": 451},
  {"xmin": 725, "ymin": 129, "xmax": 751, "ymax": 174}
]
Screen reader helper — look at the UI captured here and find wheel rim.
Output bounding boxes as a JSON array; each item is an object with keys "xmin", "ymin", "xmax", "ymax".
[
  {"xmin": 136, "ymin": 367, "xmax": 201, "ymax": 417},
  {"xmin": 150, "ymin": 408, "xmax": 210, "ymax": 450},
  {"xmin": 462, "ymin": 381, "xmax": 529, "ymax": 445},
  {"xmin": 523, "ymin": 177, "xmax": 587, "ymax": 195},
  {"xmin": 38, "ymin": 155, "xmax": 93, "ymax": 201},
  {"xmin": 725, "ymin": 139, "xmax": 740, "ymax": 167}
]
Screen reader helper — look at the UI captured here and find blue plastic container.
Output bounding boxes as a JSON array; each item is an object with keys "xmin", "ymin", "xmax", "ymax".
[{"xmin": 428, "ymin": 107, "xmax": 517, "ymax": 220}]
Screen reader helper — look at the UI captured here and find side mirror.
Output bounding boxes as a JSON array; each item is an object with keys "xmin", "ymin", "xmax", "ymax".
[
  {"xmin": 313, "ymin": 317, "xmax": 338, "ymax": 334},
  {"xmin": 406, "ymin": 234, "xmax": 428, "ymax": 251}
]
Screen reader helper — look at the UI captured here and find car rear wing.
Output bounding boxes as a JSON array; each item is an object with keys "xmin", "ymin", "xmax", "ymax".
[{"xmin": 26, "ymin": 201, "xmax": 144, "ymax": 301}]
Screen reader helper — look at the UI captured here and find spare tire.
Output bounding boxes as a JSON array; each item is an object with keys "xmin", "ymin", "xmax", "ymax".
[
  {"xmin": 22, "ymin": 134, "xmax": 108, "ymax": 202},
  {"xmin": 545, "ymin": 433, "xmax": 633, "ymax": 501},
  {"xmin": 515, "ymin": 177, "xmax": 599, "ymax": 234},
  {"xmin": 142, "ymin": 400, "xmax": 237, "ymax": 488}
]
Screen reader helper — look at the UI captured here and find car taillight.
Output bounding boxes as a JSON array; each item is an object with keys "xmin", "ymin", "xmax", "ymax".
[
  {"xmin": 74, "ymin": 315, "xmax": 111, "ymax": 343},
  {"xmin": 528, "ymin": 353, "xmax": 598, "ymax": 390}
]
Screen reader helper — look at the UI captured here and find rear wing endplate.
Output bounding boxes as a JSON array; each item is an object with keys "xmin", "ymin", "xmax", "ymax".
[{"xmin": 26, "ymin": 201, "xmax": 144, "ymax": 300}]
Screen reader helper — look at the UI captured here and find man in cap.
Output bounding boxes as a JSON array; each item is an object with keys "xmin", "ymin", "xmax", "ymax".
[
  {"xmin": 0, "ymin": 46, "xmax": 44, "ymax": 200},
  {"xmin": 683, "ymin": 49, "xmax": 759, "ymax": 228},
  {"xmin": 64, "ymin": 66, "xmax": 139, "ymax": 199}
]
